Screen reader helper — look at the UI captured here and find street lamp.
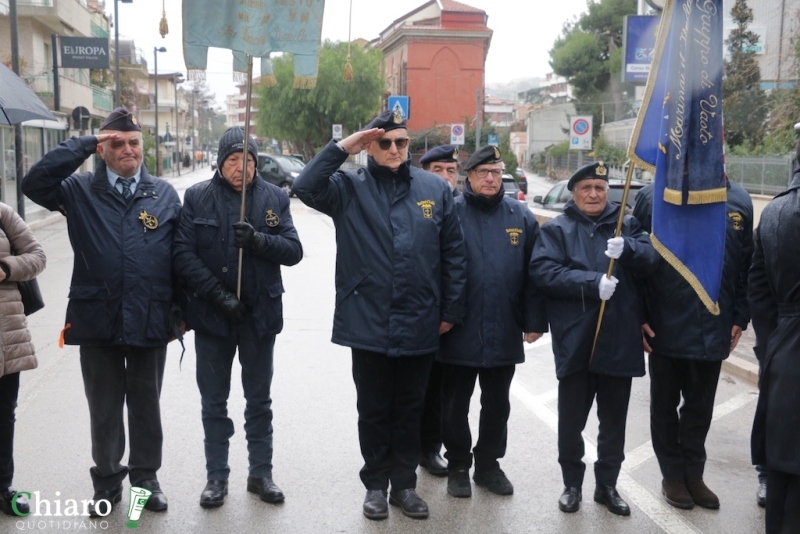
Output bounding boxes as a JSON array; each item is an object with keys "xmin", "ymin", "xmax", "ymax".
[
  {"xmin": 154, "ymin": 46, "xmax": 166, "ymax": 176},
  {"xmin": 114, "ymin": 0, "xmax": 133, "ymax": 108},
  {"xmin": 173, "ymin": 73, "xmax": 184, "ymax": 176}
]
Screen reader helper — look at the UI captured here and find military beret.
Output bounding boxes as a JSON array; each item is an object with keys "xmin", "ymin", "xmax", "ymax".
[
  {"xmin": 365, "ymin": 110, "xmax": 406, "ymax": 132},
  {"xmin": 420, "ymin": 144, "xmax": 459, "ymax": 166},
  {"xmin": 567, "ymin": 161, "xmax": 609, "ymax": 191},
  {"xmin": 100, "ymin": 107, "xmax": 141, "ymax": 132},
  {"xmin": 464, "ymin": 145, "xmax": 502, "ymax": 171}
]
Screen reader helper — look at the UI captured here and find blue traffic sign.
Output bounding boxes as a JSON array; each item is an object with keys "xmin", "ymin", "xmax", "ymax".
[{"xmin": 387, "ymin": 95, "xmax": 410, "ymax": 120}]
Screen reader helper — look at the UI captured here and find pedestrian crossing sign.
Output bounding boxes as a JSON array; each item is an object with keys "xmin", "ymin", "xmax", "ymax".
[{"xmin": 387, "ymin": 96, "xmax": 410, "ymax": 120}]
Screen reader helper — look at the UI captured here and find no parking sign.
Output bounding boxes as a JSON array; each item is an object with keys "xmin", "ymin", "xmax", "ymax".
[
  {"xmin": 570, "ymin": 116, "xmax": 593, "ymax": 150},
  {"xmin": 332, "ymin": 124, "xmax": 343, "ymax": 140},
  {"xmin": 450, "ymin": 123, "xmax": 465, "ymax": 145}
]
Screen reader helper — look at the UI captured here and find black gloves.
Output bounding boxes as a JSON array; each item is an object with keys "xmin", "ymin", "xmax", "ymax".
[
  {"xmin": 208, "ymin": 288, "xmax": 246, "ymax": 323},
  {"xmin": 233, "ymin": 221, "xmax": 266, "ymax": 251}
]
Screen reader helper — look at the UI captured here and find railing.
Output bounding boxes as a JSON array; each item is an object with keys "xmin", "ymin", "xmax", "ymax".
[
  {"xmin": 727, "ymin": 155, "xmax": 794, "ymax": 196},
  {"xmin": 16, "ymin": 0, "xmax": 53, "ymax": 6},
  {"xmin": 29, "ymin": 73, "xmax": 54, "ymax": 96},
  {"xmin": 91, "ymin": 19, "xmax": 109, "ymax": 38},
  {"xmin": 92, "ymin": 86, "xmax": 113, "ymax": 112}
]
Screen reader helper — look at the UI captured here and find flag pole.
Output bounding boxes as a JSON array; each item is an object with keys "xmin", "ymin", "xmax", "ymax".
[
  {"xmin": 236, "ymin": 54, "xmax": 254, "ymax": 299},
  {"xmin": 589, "ymin": 161, "xmax": 636, "ymax": 362}
]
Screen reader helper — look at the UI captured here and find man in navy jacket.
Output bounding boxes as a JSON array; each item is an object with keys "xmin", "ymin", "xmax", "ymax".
[
  {"xmin": 22, "ymin": 107, "xmax": 181, "ymax": 516},
  {"xmin": 293, "ymin": 110, "xmax": 466, "ymax": 521}
]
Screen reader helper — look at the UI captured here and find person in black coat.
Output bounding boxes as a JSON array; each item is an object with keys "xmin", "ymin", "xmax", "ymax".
[
  {"xmin": 438, "ymin": 146, "xmax": 547, "ymax": 499},
  {"xmin": 22, "ymin": 107, "xmax": 181, "ymax": 516},
  {"xmin": 293, "ymin": 111, "xmax": 467, "ymax": 521},
  {"xmin": 173, "ymin": 127, "xmax": 302, "ymax": 509},
  {"xmin": 749, "ymin": 158, "xmax": 800, "ymax": 534},
  {"xmin": 633, "ymin": 180, "xmax": 752, "ymax": 511},
  {"xmin": 530, "ymin": 162, "xmax": 659, "ymax": 517}
]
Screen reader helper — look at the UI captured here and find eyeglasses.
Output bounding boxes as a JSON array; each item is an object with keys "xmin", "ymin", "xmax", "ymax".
[
  {"xmin": 377, "ymin": 137, "xmax": 410, "ymax": 150},
  {"xmin": 474, "ymin": 168, "xmax": 503, "ymax": 179}
]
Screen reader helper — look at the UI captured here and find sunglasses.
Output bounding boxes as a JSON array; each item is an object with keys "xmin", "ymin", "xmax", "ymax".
[{"xmin": 377, "ymin": 137, "xmax": 410, "ymax": 150}]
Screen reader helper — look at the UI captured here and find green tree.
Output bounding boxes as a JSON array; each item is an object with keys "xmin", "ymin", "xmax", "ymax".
[
  {"xmin": 549, "ymin": 0, "xmax": 636, "ymax": 127},
  {"xmin": 499, "ymin": 132, "xmax": 517, "ymax": 174},
  {"xmin": 723, "ymin": 0, "xmax": 767, "ymax": 149},
  {"xmin": 256, "ymin": 41, "xmax": 384, "ymax": 160}
]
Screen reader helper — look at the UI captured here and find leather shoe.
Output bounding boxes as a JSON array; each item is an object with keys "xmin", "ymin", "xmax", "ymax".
[
  {"xmin": 88, "ymin": 486, "xmax": 123, "ymax": 517},
  {"xmin": 0, "ymin": 488, "xmax": 29, "ymax": 516},
  {"xmin": 558, "ymin": 486, "xmax": 582, "ymax": 513},
  {"xmin": 473, "ymin": 468, "xmax": 514, "ymax": 496},
  {"xmin": 247, "ymin": 477, "xmax": 285, "ymax": 503},
  {"xmin": 420, "ymin": 452, "xmax": 448, "ymax": 477},
  {"xmin": 389, "ymin": 488, "xmax": 429, "ymax": 519},
  {"xmin": 686, "ymin": 479, "xmax": 719, "ymax": 509},
  {"xmin": 594, "ymin": 485, "xmax": 630, "ymax": 516},
  {"xmin": 662, "ymin": 480, "xmax": 693, "ymax": 509},
  {"xmin": 447, "ymin": 469, "xmax": 471, "ymax": 498},
  {"xmin": 139, "ymin": 479, "xmax": 168, "ymax": 512},
  {"xmin": 757, "ymin": 481, "xmax": 767, "ymax": 508},
  {"xmin": 199, "ymin": 480, "xmax": 228, "ymax": 509},
  {"xmin": 362, "ymin": 489, "xmax": 388, "ymax": 520}
]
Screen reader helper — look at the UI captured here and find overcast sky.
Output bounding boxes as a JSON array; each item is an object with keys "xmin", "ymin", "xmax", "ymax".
[{"xmin": 114, "ymin": 0, "xmax": 590, "ymax": 107}]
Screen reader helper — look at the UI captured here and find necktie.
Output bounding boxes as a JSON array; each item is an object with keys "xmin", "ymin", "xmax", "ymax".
[{"xmin": 117, "ymin": 177, "xmax": 134, "ymax": 200}]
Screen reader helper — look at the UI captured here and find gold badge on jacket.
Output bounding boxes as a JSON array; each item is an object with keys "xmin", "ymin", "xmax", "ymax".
[
  {"xmin": 506, "ymin": 227, "xmax": 523, "ymax": 246},
  {"xmin": 417, "ymin": 200, "xmax": 435, "ymax": 219},
  {"xmin": 138, "ymin": 210, "xmax": 158, "ymax": 230},
  {"xmin": 728, "ymin": 212, "xmax": 742, "ymax": 230},
  {"xmin": 265, "ymin": 209, "xmax": 280, "ymax": 227}
]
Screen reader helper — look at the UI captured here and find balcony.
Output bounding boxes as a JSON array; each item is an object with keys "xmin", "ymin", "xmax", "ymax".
[
  {"xmin": 92, "ymin": 86, "xmax": 113, "ymax": 112},
  {"xmin": 91, "ymin": 19, "xmax": 109, "ymax": 38},
  {"xmin": 30, "ymin": 73, "xmax": 54, "ymax": 96}
]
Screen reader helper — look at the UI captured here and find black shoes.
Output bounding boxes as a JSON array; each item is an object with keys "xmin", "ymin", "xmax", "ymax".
[
  {"xmin": 686, "ymin": 479, "xmax": 719, "ymax": 509},
  {"xmin": 447, "ymin": 469, "xmax": 472, "ymax": 498},
  {"xmin": 363, "ymin": 489, "xmax": 388, "ymax": 520},
  {"xmin": 0, "ymin": 488, "xmax": 29, "ymax": 516},
  {"xmin": 757, "ymin": 481, "xmax": 767, "ymax": 508},
  {"xmin": 139, "ymin": 479, "xmax": 168, "ymax": 512},
  {"xmin": 247, "ymin": 477, "xmax": 285, "ymax": 503},
  {"xmin": 88, "ymin": 486, "xmax": 123, "ymax": 518},
  {"xmin": 594, "ymin": 485, "xmax": 630, "ymax": 516},
  {"xmin": 473, "ymin": 468, "xmax": 514, "ymax": 496},
  {"xmin": 662, "ymin": 479, "xmax": 694, "ymax": 509},
  {"xmin": 199, "ymin": 480, "xmax": 228, "ymax": 509},
  {"xmin": 558, "ymin": 486, "xmax": 582, "ymax": 513},
  {"xmin": 389, "ymin": 488, "xmax": 429, "ymax": 519},
  {"xmin": 420, "ymin": 452, "xmax": 448, "ymax": 477}
]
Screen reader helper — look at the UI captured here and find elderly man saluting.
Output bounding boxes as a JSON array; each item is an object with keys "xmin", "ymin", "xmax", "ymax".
[
  {"xmin": 293, "ymin": 110, "xmax": 466, "ymax": 521},
  {"xmin": 530, "ymin": 162, "xmax": 659, "ymax": 517}
]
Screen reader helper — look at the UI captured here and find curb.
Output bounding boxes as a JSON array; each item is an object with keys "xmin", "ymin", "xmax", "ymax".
[
  {"xmin": 722, "ymin": 356, "xmax": 759, "ymax": 386},
  {"xmin": 27, "ymin": 212, "xmax": 65, "ymax": 231}
]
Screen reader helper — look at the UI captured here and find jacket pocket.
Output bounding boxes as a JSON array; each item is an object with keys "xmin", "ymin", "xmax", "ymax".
[
  {"xmin": 145, "ymin": 285, "xmax": 173, "ymax": 341},
  {"xmin": 336, "ymin": 269, "xmax": 371, "ymax": 306},
  {"xmin": 66, "ymin": 285, "xmax": 117, "ymax": 341},
  {"xmin": 193, "ymin": 217, "xmax": 220, "ymax": 249}
]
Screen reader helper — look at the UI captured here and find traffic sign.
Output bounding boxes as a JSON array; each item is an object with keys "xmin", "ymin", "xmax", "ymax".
[
  {"xmin": 487, "ymin": 133, "xmax": 499, "ymax": 146},
  {"xmin": 332, "ymin": 124, "xmax": 343, "ymax": 140},
  {"xmin": 569, "ymin": 115, "xmax": 593, "ymax": 151},
  {"xmin": 387, "ymin": 95, "xmax": 410, "ymax": 120},
  {"xmin": 450, "ymin": 124, "xmax": 465, "ymax": 145}
]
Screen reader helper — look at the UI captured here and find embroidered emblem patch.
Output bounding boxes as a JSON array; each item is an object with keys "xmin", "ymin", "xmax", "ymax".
[
  {"xmin": 506, "ymin": 227, "xmax": 523, "ymax": 246},
  {"xmin": 728, "ymin": 212, "xmax": 742, "ymax": 230},
  {"xmin": 417, "ymin": 200, "xmax": 435, "ymax": 219},
  {"xmin": 265, "ymin": 210, "xmax": 280, "ymax": 227},
  {"xmin": 138, "ymin": 210, "xmax": 158, "ymax": 230}
]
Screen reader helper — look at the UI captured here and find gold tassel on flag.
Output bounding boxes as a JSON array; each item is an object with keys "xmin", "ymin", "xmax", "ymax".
[
  {"xmin": 159, "ymin": 0, "xmax": 168, "ymax": 38},
  {"xmin": 343, "ymin": 0, "xmax": 354, "ymax": 82}
]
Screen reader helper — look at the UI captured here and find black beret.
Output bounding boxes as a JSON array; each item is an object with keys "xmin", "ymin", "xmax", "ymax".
[
  {"xmin": 464, "ymin": 145, "xmax": 502, "ymax": 171},
  {"xmin": 100, "ymin": 107, "xmax": 141, "ymax": 132},
  {"xmin": 567, "ymin": 161, "xmax": 609, "ymax": 191},
  {"xmin": 420, "ymin": 144, "xmax": 459, "ymax": 166},
  {"xmin": 365, "ymin": 110, "xmax": 406, "ymax": 132}
]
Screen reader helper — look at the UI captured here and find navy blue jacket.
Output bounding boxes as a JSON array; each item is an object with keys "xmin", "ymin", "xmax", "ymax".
[
  {"xmin": 530, "ymin": 200, "xmax": 659, "ymax": 379},
  {"xmin": 632, "ymin": 182, "xmax": 753, "ymax": 361},
  {"xmin": 21, "ymin": 135, "xmax": 181, "ymax": 347},
  {"xmin": 293, "ymin": 141, "xmax": 467, "ymax": 356},
  {"xmin": 438, "ymin": 184, "xmax": 547, "ymax": 368},
  {"xmin": 173, "ymin": 173, "xmax": 302, "ymax": 340}
]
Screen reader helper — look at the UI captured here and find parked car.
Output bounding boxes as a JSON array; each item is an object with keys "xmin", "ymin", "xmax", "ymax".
[
  {"xmin": 514, "ymin": 168, "xmax": 528, "ymax": 194},
  {"xmin": 257, "ymin": 153, "xmax": 305, "ymax": 196},
  {"xmin": 502, "ymin": 174, "xmax": 525, "ymax": 202},
  {"xmin": 532, "ymin": 179, "xmax": 646, "ymax": 213}
]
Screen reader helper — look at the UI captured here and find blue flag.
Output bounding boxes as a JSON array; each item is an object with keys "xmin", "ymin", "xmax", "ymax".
[
  {"xmin": 183, "ymin": 0, "xmax": 326, "ymax": 88},
  {"xmin": 628, "ymin": 0, "xmax": 727, "ymax": 315}
]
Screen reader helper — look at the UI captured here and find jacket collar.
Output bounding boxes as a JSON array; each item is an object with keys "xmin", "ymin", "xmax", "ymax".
[
  {"xmin": 91, "ymin": 161, "xmax": 157, "ymax": 195},
  {"xmin": 463, "ymin": 179, "xmax": 505, "ymax": 210},
  {"xmin": 563, "ymin": 198, "xmax": 619, "ymax": 225},
  {"xmin": 367, "ymin": 155, "xmax": 412, "ymax": 182}
]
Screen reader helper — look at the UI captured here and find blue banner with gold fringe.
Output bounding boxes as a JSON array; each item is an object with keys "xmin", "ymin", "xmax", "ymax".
[{"xmin": 628, "ymin": 0, "xmax": 727, "ymax": 314}]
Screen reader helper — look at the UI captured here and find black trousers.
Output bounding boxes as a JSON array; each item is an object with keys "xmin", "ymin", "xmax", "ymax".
[
  {"xmin": 351, "ymin": 349, "xmax": 433, "ymax": 491},
  {"xmin": 0, "ymin": 372, "xmax": 20, "ymax": 489},
  {"xmin": 441, "ymin": 364, "xmax": 515, "ymax": 473},
  {"xmin": 766, "ymin": 471, "xmax": 800, "ymax": 534},
  {"xmin": 420, "ymin": 360, "xmax": 443, "ymax": 454},
  {"xmin": 80, "ymin": 345, "xmax": 167, "ymax": 491},
  {"xmin": 558, "ymin": 370, "xmax": 632, "ymax": 488},
  {"xmin": 649, "ymin": 353, "xmax": 721, "ymax": 482}
]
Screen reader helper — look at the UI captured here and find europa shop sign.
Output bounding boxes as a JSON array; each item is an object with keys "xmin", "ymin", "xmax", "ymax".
[{"xmin": 60, "ymin": 37, "xmax": 110, "ymax": 69}]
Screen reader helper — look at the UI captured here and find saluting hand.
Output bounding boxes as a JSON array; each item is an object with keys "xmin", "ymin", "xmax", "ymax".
[
  {"xmin": 338, "ymin": 128, "xmax": 385, "ymax": 155},
  {"xmin": 95, "ymin": 133, "xmax": 120, "ymax": 144}
]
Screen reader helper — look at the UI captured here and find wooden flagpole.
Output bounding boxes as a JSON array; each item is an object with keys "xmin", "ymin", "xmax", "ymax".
[{"xmin": 236, "ymin": 54, "xmax": 254, "ymax": 299}]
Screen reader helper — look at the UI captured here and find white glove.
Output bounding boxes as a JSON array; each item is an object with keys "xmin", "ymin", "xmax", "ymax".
[
  {"xmin": 605, "ymin": 237, "xmax": 625, "ymax": 259},
  {"xmin": 598, "ymin": 275, "xmax": 619, "ymax": 301}
]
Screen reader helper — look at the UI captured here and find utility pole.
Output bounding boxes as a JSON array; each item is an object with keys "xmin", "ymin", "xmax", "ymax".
[
  {"xmin": 475, "ymin": 88, "xmax": 483, "ymax": 152},
  {"xmin": 10, "ymin": 0, "xmax": 24, "ymax": 217},
  {"xmin": 191, "ymin": 89, "xmax": 196, "ymax": 172}
]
